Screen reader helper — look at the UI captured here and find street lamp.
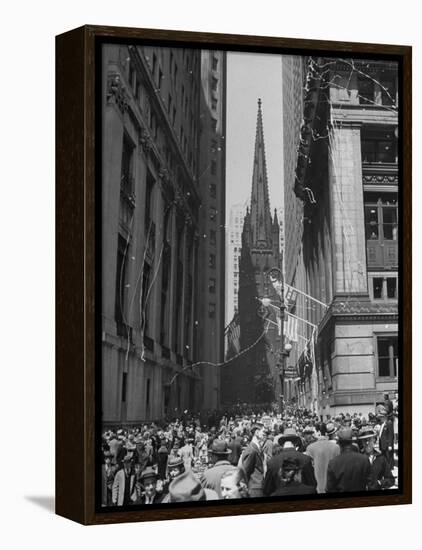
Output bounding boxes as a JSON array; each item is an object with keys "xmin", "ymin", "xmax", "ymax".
[{"xmin": 258, "ymin": 265, "xmax": 293, "ymax": 413}]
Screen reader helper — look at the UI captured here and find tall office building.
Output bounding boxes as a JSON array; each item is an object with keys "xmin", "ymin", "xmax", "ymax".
[
  {"xmin": 101, "ymin": 44, "xmax": 226, "ymax": 424},
  {"xmin": 197, "ymin": 49, "xmax": 227, "ymax": 410},
  {"xmin": 282, "ymin": 57, "xmax": 399, "ymax": 416}
]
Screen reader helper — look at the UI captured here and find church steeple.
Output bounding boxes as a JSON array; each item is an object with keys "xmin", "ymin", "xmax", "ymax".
[{"xmin": 250, "ymin": 98, "xmax": 273, "ymax": 248}]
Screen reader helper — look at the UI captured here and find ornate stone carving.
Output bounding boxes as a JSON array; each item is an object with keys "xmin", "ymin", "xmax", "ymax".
[
  {"xmin": 139, "ymin": 128, "xmax": 152, "ymax": 153},
  {"xmin": 106, "ymin": 72, "xmax": 127, "ymax": 113},
  {"xmin": 363, "ymin": 173, "xmax": 398, "ymax": 185},
  {"xmin": 158, "ymin": 167, "xmax": 170, "ymax": 185}
]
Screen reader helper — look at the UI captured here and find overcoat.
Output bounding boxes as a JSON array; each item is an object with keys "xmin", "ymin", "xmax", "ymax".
[{"xmin": 326, "ymin": 448, "xmax": 371, "ymax": 493}]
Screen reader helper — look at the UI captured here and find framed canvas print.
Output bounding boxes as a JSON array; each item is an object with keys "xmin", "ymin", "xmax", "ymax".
[{"xmin": 56, "ymin": 25, "xmax": 412, "ymax": 525}]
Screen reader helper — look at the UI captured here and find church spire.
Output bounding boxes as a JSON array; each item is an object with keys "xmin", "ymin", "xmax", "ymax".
[{"xmin": 250, "ymin": 98, "xmax": 272, "ymax": 248}]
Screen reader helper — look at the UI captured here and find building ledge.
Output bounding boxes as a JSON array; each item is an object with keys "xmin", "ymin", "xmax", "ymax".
[{"xmin": 318, "ymin": 294, "xmax": 399, "ymax": 334}]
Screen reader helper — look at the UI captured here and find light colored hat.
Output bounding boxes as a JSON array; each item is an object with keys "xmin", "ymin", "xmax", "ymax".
[
  {"xmin": 325, "ymin": 422, "xmax": 337, "ymax": 436},
  {"xmin": 358, "ymin": 427, "xmax": 377, "ymax": 440},
  {"xmin": 169, "ymin": 471, "xmax": 207, "ymax": 502}
]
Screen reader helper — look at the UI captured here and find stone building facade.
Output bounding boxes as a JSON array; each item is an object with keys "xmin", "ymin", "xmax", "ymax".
[
  {"xmin": 101, "ymin": 44, "xmax": 226, "ymax": 425},
  {"xmin": 197, "ymin": 49, "xmax": 227, "ymax": 410},
  {"xmin": 283, "ymin": 57, "xmax": 399, "ymax": 416}
]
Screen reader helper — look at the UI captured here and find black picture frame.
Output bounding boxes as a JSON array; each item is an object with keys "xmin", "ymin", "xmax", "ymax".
[{"xmin": 56, "ymin": 25, "xmax": 412, "ymax": 525}]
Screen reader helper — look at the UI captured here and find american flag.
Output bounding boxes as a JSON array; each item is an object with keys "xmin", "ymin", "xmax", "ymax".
[
  {"xmin": 284, "ymin": 313, "xmax": 298, "ymax": 342},
  {"xmin": 225, "ymin": 314, "xmax": 241, "ymax": 354}
]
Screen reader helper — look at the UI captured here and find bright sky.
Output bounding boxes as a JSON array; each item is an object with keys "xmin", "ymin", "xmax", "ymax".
[{"xmin": 226, "ymin": 51, "xmax": 284, "ymax": 219}]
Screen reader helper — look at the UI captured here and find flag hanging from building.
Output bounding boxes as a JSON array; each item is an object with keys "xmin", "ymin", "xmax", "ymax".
[
  {"xmin": 284, "ymin": 313, "xmax": 298, "ymax": 342},
  {"xmin": 225, "ymin": 314, "xmax": 241, "ymax": 355}
]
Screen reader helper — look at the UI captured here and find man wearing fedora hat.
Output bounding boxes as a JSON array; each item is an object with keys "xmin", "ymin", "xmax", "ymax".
[
  {"xmin": 305, "ymin": 422, "xmax": 340, "ymax": 494},
  {"xmin": 358, "ymin": 426, "xmax": 395, "ymax": 490},
  {"xmin": 326, "ymin": 428, "xmax": 371, "ymax": 493},
  {"xmin": 240, "ymin": 422, "xmax": 267, "ymax": 498},
  {"xmin": 200, "ymin": 439, "xmax": 236, "ymax": 497},
  {"xmin": 140, "ymin": 467, "xmax": 163, "ymax": 504},
  {"xmin": 376, "ymin": 405, "xmax": 395, "ymax": 470},
  {"xmin": 263, "ymin": 427, "xmax": 316, "ymax": 496}
]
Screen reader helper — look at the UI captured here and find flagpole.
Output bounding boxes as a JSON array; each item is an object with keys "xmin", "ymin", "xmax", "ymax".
[
  {"xmin": 284, "ymin": 283, "xmax": 328, "ymax": 309},
  {"xmin": 286, "ymin": 311, "xmax": 317, "ymax": 329}
]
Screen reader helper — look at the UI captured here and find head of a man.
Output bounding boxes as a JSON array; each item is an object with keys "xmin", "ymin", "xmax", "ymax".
[
  {"xmin": 251, "ymin": 424, "xmax": 266, "ymax": 445},
  {"xmin": 361, "ymin": 435, "xmax": 376, "ymax": 455},
  {"xmin": 302, "ymin": 428, "xmax": 315, "ymax": 445},
  {"xmin": 220, "ymin": 468, "xmax": 248, "ymax": 500},
  {"xmin": 143, "ymin": 477, "xmax": 157, "ymax": 498}
]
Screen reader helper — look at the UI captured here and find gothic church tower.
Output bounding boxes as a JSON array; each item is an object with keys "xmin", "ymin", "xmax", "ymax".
[{"xmin": 222, "ymin": 99, "xmax": 281, "ymax": 405}]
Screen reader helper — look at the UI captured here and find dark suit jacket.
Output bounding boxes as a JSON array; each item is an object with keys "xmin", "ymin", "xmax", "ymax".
[
  {"xmin": 379, "ymin": 420, "xmax": 394, "ymax": 452},
  {"xmin": 241, "ymin": 442, "xmax": 265, "ymax": 491},
  {"xmin": 367, "ymin": 451, "xmax": 395, "ymax": 490},
  {"xmin": 263, "ymin": 448, "xmax": 317, "ymax": 496},
  {"xmin": 326, "ymin": 448, "xmax": 371, "ymax": 493}
]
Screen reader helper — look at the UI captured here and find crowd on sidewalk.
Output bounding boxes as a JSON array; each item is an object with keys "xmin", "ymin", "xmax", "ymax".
[{"xmin": 101, "ymin": 393, "xmax": 398, "ymax": 506}]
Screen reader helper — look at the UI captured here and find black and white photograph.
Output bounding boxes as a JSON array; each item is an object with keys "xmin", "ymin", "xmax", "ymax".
[{"xmin": 99, "ymin": 43, "xmax": 401, "ymax": 509}]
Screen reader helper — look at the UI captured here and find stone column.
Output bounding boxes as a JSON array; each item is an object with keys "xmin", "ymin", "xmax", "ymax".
[
  {"xmin": 102, "ymin": 78, "xmax": 125, "ymax": 325},
  {"xmin": 329, "ymin": 121, "xmax": 368, "ymax": 295}
]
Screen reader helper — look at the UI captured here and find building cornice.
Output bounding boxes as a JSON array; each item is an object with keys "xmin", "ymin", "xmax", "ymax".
[{"xmin": 318, "ymin": 295, "xmax": 399, "ymax": 335}]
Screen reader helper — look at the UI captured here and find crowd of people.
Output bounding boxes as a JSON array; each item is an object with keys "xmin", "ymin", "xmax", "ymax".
[{"xmin": 101, "ymin": 393, "xmax": 398, "ymax": 506}]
